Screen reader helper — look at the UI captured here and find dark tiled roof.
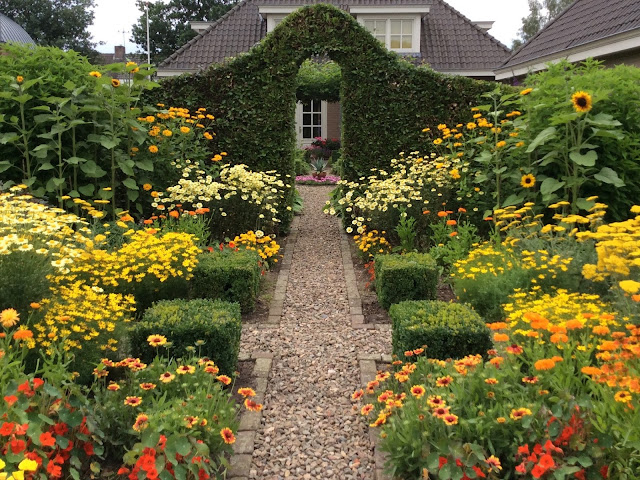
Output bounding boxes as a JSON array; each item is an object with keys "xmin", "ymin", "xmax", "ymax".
[
  {"xmin": 501, "ymin": 0, "xmax": 640, "ymax": 69},
  {"xmin": 99, "ymin": 52, "xmax": 147, "ymax": 65},
  {"xmin": 0, "ymin": 13, "xmax": 35, "ymax": 44},
  {"xmin": 160, "ymin": 0, "xmax": 510, "ymax": 73}
]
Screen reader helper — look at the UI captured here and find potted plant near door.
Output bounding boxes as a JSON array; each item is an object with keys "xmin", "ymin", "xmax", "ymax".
[{"xmin": 310, "ymin": 158, "xmax": 328, "ymax": 179}]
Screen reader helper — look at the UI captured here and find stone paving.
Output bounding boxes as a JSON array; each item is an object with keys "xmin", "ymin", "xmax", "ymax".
[{"xmin": 233, "ymin": 185, "xmax": 392, "ymax": 480}]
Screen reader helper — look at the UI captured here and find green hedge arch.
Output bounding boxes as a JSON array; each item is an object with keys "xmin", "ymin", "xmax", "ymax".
[{"xmin": 154, "ymin": 3, "xmax": 499, "ymax": 202}]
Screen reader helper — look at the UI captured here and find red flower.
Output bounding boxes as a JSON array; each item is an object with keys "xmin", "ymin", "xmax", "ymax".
[
  {"xmin": 439, "ymin": 457, "xmax": 448, "ymax": 468},
  {"xmin": 539, "ymin": 453, "xmax": 555, "ymax": 470},
  {"xmin": 25, "ymin": 451, "xmax": 42, "ymax": 467},
  {"xmin": 40, "ymin": 431, "xmax": 56, "ymax": 447},
  {"xmin": 17, "ymin": 380, "xmax": 34, "ymax": 397},
  {"xmin": 53, "ymin": 423, "xmax": 68, "ymax": 436},
  {"xmin": 10, "ymin": 438, "xmax": 26, "ymax": 454},
  {"xmin": 472, "ymin": 465, "xmax": 486, "ymax": 478},
  {"xmin": 515, "ymin": 463, "xmax": 527, "ymax": 474},
  {"xmin": 157, "ymin": 434, "xmax": 167, "ymax": 451},
  {"xmin": 0, "ymin": 422, "xmax": 14, "ymax": 436},
  {"xmin": 574, "ymin": 469, "xmax": 586, "ymax": 480},
  {"xmin": 4, "ymin": 395, "xmax": 18, "ymax": 406},
  {"xmin": 531, "ymin": 464, "xmax": 547, "ymax": 478},
  {"xmin": 600, "ymin": 465, "xmax": 609, "ymax": 478},
  {"xmin": 47, "ymin": 461, "xmax": 62, "ymax": 478},
  {"xmin": 32, "ymin": 378, "xmax": 44, "ymax": 389},
  {"xmin": 14, "ymin": 423, "xmax": 28, "ymax": 435},
  {"xmin": 117, "ymin": 467, "xmax": 130, "ymax": 475},
  {"xmin": 84, "ymin": 442, "xmax": 95, "ymax": 456},
  {"xmin": 517, "ymin": 444, "xmax": 530, "ymax": 456}
]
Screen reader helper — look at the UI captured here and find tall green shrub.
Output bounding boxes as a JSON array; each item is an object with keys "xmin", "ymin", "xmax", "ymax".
[{"xmin": 150, "ymin": 4, "xmax": 498, "ymax": 224}]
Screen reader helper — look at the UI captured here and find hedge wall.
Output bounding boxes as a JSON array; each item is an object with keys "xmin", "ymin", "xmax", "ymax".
[{"xmin": 152, "ymin": 4, "xmax": 498, "ymax": 184}]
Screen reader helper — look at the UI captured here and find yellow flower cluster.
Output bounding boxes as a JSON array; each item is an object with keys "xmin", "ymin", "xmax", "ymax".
[
  {"xmin": 577, "ymin": 206, "xmax": 640, "ymax": 294},
  {"xmin": 502, "ymin": 288, "xmax": 618, "ymax": 342},
  {"xmin": 328, "ymin": 151, "xmax": 481, "ymax": 233},
  {"xmin": 154, "ymin": 164, "xmax": 288, "ymax": 223},
  {"xmin": 231, "ymin": 230, "xmax": 280, "ymax": 262},
  {"xmin": 353, "ymin": 229, "xmax": 391, "ymax": 260},
  {"xmin": 35, "ymin": 281, "xmax": 135, "ymax": 353},
  {"xmin": 0, "ymin": 186, "xmax": 91, "ymax": 273},
  {"xmin": 138, "ymin": 106, "xmax": 215, "ymax": 140},
  {"xmin": 451, "ymin": 242, "xmax": 518, "ymax": 281},
  {"xmin": 57, "ymin": 230, "xmax": 201, "ymax": 287}
]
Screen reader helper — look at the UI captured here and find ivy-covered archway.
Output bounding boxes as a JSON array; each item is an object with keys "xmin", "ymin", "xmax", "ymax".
[{"xmin": 156, "ymin": 4, "xmax": 497, "ymax": 217}]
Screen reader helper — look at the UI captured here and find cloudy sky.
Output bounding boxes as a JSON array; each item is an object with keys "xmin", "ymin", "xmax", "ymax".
[{"xmin": 89, "ymin": 0, "xmax": 531, "ymax": 54}]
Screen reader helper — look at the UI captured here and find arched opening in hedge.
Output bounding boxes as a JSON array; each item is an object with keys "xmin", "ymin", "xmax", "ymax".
[{"xmin": 154, "ymin": 4, "xmax": 497, "ymax": 224}]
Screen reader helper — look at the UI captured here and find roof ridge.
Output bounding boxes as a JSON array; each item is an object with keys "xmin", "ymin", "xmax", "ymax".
[
  {"xmin": 499, "ymin": 0, "xmax": 579, "ymax": 67},
  {"xmin": 438, "ymin": 0, "xmax": 511, "ymax": 54},
  {"xmin": 160, "ymin": 0, "xmax": 251, "ymax": 68}
]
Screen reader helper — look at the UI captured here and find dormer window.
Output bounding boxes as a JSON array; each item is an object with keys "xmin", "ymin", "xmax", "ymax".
[
  {"xmin": 259, "ymin": 6, "xmax": 300, "ymax": 32},
  {"xmin": 352, "ymin": 6, "xmax": 428, "ymax": 54}
]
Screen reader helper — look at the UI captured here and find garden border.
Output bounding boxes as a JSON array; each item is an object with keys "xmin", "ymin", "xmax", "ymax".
[
  {"xmin": 229, "ymin": 351, "xmax": 274, "ymax": 479},
  {"xmin": 263, "ymin": 215, "xmax": 300, "ymax": 328},
  {"xmin": 358, "ymin": 353, "xmax": 393, "ymax": 480}
]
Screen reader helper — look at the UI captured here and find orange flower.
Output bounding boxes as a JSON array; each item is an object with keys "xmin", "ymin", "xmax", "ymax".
[
  {"xmin": 435, "ymin": 376, "xmax": 453, "ymax": 387},
  {"xmin": 237, "ymin": 387, "xmax": 256, "ymax": 398},
  {"xmin": 458, "ymin": 207, "xmax": 466, "ymax": 213},
  {"xmin": 124, "ymin": 396, "xmax": 142, "ymax": 407},
  {"xmin": 29, "ymin": 302, "xmax": 40, "ymax": 309},
  {"xmin": 522, "ymin": 376, "xmax": 538, "ymax": 384},
  {"xmin": 550, "ymin": 333, "xmax": 569, "ymax": 344},
  {"xmin": 159, "ymin": 372, "xmax": 175, "ymax": 383},
  {"xmin": 510, "ymin": 407, "xmax": 532, "ymax": 420},
  {"xmin": 427, "ymin": 395, "xmax": 445, "ymax": 408},
  {"xmin": 446, "ymin": 219, "xmax": 457, "ymax": 226},
  {"xmin": 139, "ymin": 383, "xmax": 156, "ymax": 390},
  {"xmin": 244, "ymin": 399, "xmax": 263, "ymax": 411},
  {"xmin": 493, "ymin": 333, "xmax": 509, "ymax": 342},
  {"xmin": 437, "ymin": 211, "xmax": 449, "ymax": 217},
  {"xmin": 565, "ymin": 319, "xmax": 584, "ymax": 330},
  {"xmin": 410, "ymin": 385, "xmax": 426, "ymax": 398},
  {"xmin": 581, "ymin": 366, "xmax": 602, "ymax": 376},
  {"xmin": 169, "ymin": 210, "xmax": 180, "ymax": 218},
  {"xmin": 535, "ymin": 359, "xmax": 557, "ymax": 371},
  {"xmin": 485, "ymin": 378, "xmax": 499, "ymax": 385},
  {"xmin": 216, "ymin": 375, "xmax": 231, "ymax": 385},
  {"xmin": 361, "ymin": 404, "xmax": 374, "ymax": 416},
  {"xmin": 13, "ymin": 329, "xmax": 33, "ymax": 340},
  {"xmin": 177, "ymin": 365, "xmax": 196, "ymax": 375},
  {"xmin": 487, "ymin": 322, "xmax": 507, "ymax": 331},
  {"xmin": 220, "ymin": 427, "xmax": 236, "ymax": 444},
  {"xmin": 351, "ymin": 389, "xmax": 364, "ymax": 400},
  {"xmin": 485, "ymin": 456, "xmax": 502, "ymax": 471},
  {"xmin": 442, "ymin": 414, "xmax": 459, "ymax": 426},
  {"xmin": 432, "ymin": 406, "xmax": 450, "ymax": 418},
  {"xmin": 598, "ymin": 341, "xmax": 618, "ymax": 352},
  {"xmin": 107, "ymin": 383, "xmax": 120, "ymax": 391},
  {"xmin": 449, "ymin": 231, "xmax": 458, "ymax": 237}
]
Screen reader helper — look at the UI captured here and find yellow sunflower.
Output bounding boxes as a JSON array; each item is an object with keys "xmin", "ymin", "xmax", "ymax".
[
  {"xmin": 571, "ymin": 91, "xmax": 592, "ymax": 113},
  {"xmin": 521, "ymin": 174, "xmax": 536, "ymax": 188},
  {"xmin": 111, "ymin": 78, "xmax": 121, "ymax": 88}
]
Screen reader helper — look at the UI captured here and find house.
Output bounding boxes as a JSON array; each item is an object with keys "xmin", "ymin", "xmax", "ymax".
[
  {"xmin": 496, "ymin": 0, "xmax": 640, "ymax": 81},
  {"xmin": 0, "ymin": 13, "xmax": 35, "ymax": 45},
  {"xmin": 158, "ymin": 0, "xmax": 510, "ymax": 147}
]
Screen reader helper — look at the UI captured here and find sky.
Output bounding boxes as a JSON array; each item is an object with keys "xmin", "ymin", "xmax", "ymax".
[{"xmin": 89, "ymin": 0, "xmax": 532, "ymax": 54}]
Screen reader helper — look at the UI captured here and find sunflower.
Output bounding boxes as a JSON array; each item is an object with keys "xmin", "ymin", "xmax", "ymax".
[
  {"xmin": 571, "ymin": 91, "xmax": 592, "ymax": 113},
  {"xmin": 111, "ymin": 79, "xmax": 121, "ymax": 88},
  {"xmin": 89, "ymin": 71, "xmax": 102, "ymax": 78},
  {"xmin": 16, "ymin": 75, "xmax": 23, "ymax": 83},
  {"xmin": 521, "ymin": 174, "xmax": 536, "ymax": 189},
  {"xmin": 519, "ymin": 88, "xmax": 533, "ymax": 96}
]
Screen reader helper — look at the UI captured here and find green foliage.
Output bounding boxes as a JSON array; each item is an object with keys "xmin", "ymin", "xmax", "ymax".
[
  {"xmin": 150, "ymin": 4, "xmax": 497, "ymax": 227},
  {"xmin": 390, "ymin": 300, "xmax": 491, "ymax": 360},
  {"xmin": 0, "ymin": 45, "xmax": 160, "ymax": 218},
  {"xmin": 189, "ymin": 249, "xmax": 260, "ymax": 313},
  {"xmin": 296, "ymin": 59, "xmax": 341, "ymax": 102},
  {"xmin": 374, "ymin": 252, "xmax": 438, "ymax": 310},
  {"xmin": 0, "ymin": 0, "xmax": 99, "ymax": 57},
  {"xmin": 524, "ymin": 60, "xmax": 640, "ymax": 220},
  {"xmin": 394, "ymin": 211, "xmax": 417, "ymax": 253},
  {"xmin": 131, "ymin": 0, "xmax": 236, "ymax": 65},
  {"xmin": 514, "ymin": 0, "xmax": 574, "ymax": 48},
  {"xmin": 130, "ymin": 299, "xmax": 242, "ymax": 376},
  {"xmin": 294, "ymin": 149, "xmax": 310, "ymax": 176}
]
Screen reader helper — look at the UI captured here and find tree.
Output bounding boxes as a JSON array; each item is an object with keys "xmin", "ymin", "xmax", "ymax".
[
  {"xmin": 512, "ymin": 0, "xmax": 574, "ymax": 50},
  {"xmin": 0, "ymin": 0, "xmax": 98, "ymax": 58},
  {"xmin": 131, "ymin": 0, "xmax": 236, "ymax": 66}
]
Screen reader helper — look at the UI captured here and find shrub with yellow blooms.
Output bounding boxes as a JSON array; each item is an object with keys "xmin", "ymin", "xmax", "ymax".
[
  {"xmin": 352, "ymin": 229, "xmax": 391, "ymax": 261},
  {"xmin": 0, "ymin": 186, "xmax": 92, "ymax": 315},
  {"xmin": 230, "ymin": 230, "xmax": 280, "ymax": 269}
]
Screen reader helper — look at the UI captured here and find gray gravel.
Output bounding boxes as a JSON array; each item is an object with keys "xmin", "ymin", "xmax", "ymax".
[{"xmin": 240, "ymin": 185, "xmax": 391, "ymax": 480}]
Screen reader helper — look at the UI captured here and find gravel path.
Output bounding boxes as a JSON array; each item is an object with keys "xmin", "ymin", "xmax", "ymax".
[{"xmin": 240, "ymin": 185, "xmax": 391, "ymax": 480}]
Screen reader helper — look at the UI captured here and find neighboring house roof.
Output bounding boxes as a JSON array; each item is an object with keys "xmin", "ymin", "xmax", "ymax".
[
  {"xmin": 0, "ymin": 13, "xmax": 35, "ymax": 45},
  {"xmin": 159, "ymin": 0, "xmax": 510, "ymax": 76},
  {"xmin": 497, "ymin": 0, "xmax": 640, "ymax": 79}
]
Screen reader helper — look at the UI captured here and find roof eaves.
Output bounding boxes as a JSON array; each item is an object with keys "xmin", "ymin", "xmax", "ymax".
[
  {"xmin": 159, "ymin": 0, "xmax": 250, "ymax": 68},
  {"xmin": 500, "ymin": 0, "xmax": 579, "ymax": 68}
]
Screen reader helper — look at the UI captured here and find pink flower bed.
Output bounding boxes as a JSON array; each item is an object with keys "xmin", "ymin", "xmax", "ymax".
[{"xmin": 295, "ymin": 175, "xmax": 340, "ymax": 184}]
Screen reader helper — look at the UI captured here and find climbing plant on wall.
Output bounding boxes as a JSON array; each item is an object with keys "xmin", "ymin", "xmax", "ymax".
[{"xmin": 152, "ymin": 4, "xmax": 502, "ymax": 218}]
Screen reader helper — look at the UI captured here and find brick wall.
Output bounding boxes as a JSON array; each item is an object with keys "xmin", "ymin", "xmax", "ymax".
[{"xmin": 326, "ymin": 101, "xmax": 341, "ymax": 140}]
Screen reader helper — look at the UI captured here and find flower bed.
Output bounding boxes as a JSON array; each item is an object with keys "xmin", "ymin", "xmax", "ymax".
[{"xmin": 295, "ymin": 174, "xmax": 340, "ymax": 185}]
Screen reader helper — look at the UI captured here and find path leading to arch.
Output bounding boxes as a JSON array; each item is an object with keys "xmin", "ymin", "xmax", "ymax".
[{"xmin": 238, "ymin": 185, "xmax": 391, "ymax": 480}]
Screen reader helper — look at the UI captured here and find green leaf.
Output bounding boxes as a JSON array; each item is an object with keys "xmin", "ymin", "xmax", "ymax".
[
  {"xmin": 65, "ymin": 156, "xmax": 87, "ymax": 165},
  {"xmin": 502, "ymin": 193, "xmax": 525, "ymax": 207},
  {"xmin": 99, "ymin": 136, "xmax": 120, "ymax": 149},
  {"xmin": 594, "ymin": 167, "xmax": 624, "ymax": 187},
  {"xmin": 37, "ymin": 414, "xmax": 55, "ymax": 425},
  {"xmin": 118, "ymin": 160, "xmax": 135, "ymax": 176},
  {"xmin": 0, "ymin": 161, "xmax": 11, "ymax": 173},
  {"xmin": 577, "ymin": 455, "xmax": 593, "ymax": 467},
  {"xmin": 569, "ymin": 150, "xmax": 597, "ymax": 167},
  {"xmin": 540, "ymin": 177, "xmax": 565, "ymax": 196},
  {"xmin": 0, "ymin": 132, "xmax": 19, "ymax": 144},
  {"xmin": 78, "ymin": 184, "xmax": 95, "ymax": 196},
  {"xmin": 13, "ymin": 93, "xmax": 32, "ymax": 104},
  {"xmin": 575, "ymin": 198, "xmax": 595, "ymax": 211},
  {"xmin": 127, "ymin": 189, "xmax": 139, "ymax": 202},
  {"xmin": 526, "ymin": 126, "xmax": 556, "ymax": 153},
  {"xmin": 38, "ymin": 162, "xmax": 54, "ymax": 171},
  {"xmin": 438, "ymin": 463, "xmax": 452, "ymax": 480},
  {"xmin": 591, "ymin": 128, "xmax": 624, "ymax": 140},
  {"xmin": 122, "ymin": 178, "xmax": 138, "ymax": 190},
  {"xmin": 135, "ymin": 159, "xmax": 154, "ymax": 171},
  {"xmin": 427, "ymin": 453, "xmax": 440, "ymax": 471},
  {"xmin": 56, "ymin": 435, "xmax": 70, "ymax": 449},
  {"xmin": 80, "ymin": 160, "xmax": 107, "ymax": 178}
]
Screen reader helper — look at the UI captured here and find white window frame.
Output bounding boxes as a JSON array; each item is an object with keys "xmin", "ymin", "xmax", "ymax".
[
  {"xmin": 357, "ymin": 14, "xmax": 422, "ymax": 53},
  {"xmin": 260, "ymin": 6, "xmax": 300, "ymax": 33}
]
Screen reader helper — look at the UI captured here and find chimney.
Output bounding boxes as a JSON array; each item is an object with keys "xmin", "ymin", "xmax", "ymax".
[{"xmin": 114, "ymin": 45, "xmax": 125, "ymax": 61}]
